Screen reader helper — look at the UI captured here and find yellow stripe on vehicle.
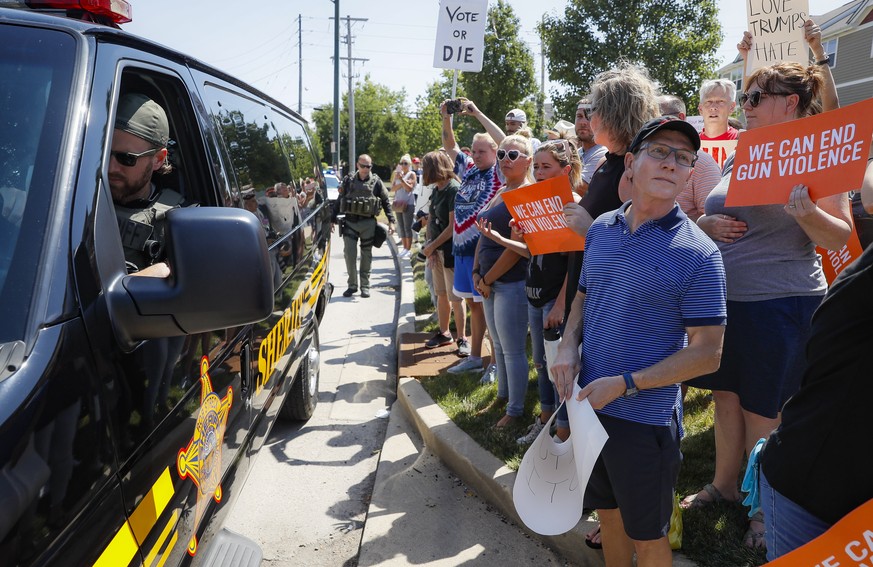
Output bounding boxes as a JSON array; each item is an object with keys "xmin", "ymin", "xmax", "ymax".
[
  {"xmin": 144, "ymin": 509, "xmax": 180, "ymax": 567},
  {"xmin": 154, "ymin": 530, "xmax": 179, "ymax": 567},
  {"xmin": 129, "ymin": 467, "xmax": 175, "ymax": 543},
  {"xmin": 92, "ymin": 522, "xmax": 138, "ymax": 567},
  {"xmin": 94, "ymin": 467, "xmax": 176, "ymax": 567}
]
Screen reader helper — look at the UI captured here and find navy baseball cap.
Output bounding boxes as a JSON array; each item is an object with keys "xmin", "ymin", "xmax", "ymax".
[{"xmin": 628, "ymin": 115, "xmax": 700, "ymax": 154}]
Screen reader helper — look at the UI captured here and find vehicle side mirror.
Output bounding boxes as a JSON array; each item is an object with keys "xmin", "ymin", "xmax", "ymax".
[{"xmin": 107, "ymin": 207, "xmax": 274, "ymax": 347}]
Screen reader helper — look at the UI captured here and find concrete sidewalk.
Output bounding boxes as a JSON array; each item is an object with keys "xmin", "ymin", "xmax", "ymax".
[{"xmin": 358, "ymin": 241, "xmax": 698, "ymax": 566}]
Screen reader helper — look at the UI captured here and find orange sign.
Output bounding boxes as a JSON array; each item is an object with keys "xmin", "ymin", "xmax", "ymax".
[
  {"xmin": 764, "ymin": 497, "xmax": 873, "ymax": 567},
  {"xmin": 818, "ymin": 219, "xmax": 865, "ymax": 285},
  {"xmin": 501, "ymin": 176, "xmax": 585, "ymax": 256},
  {"xmin": 726, "ymin": 99, "xmax": 873, "ymax": 206},
  {"xmin": 701, "ymin": 140, "xmax": 738, "ymax": 170}
]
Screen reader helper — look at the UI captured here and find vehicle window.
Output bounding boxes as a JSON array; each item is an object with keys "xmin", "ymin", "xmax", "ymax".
[
  {"xmin": 107, "ymin": 71, "xmax": 238, "ymax": 457},
  {"xmin": 0, "ymin": 26, "xmax": 76, "ymax": 343},
  {"xmin": 201, "ymin": 84, "xmax": 305, "ymax": 290}
]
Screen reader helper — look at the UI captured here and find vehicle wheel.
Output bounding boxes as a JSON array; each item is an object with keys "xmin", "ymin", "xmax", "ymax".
[{"xmin": 280, "ymin": 325, "xmax": 319, "ymax": 421}]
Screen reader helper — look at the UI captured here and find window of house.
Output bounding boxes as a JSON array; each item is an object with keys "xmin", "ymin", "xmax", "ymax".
[{"xmin": 821, "ymin": 38, "xmax": 838, "ymax": 68}]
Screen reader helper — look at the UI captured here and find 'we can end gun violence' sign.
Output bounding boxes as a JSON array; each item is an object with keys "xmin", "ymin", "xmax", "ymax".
[
  {"xmin": 501, "ymin": 176, "xmax": 585, "ymax": 256},
  {"xmin": 725, "ymin": 98, "xmax": 873, "ymax": 207}
]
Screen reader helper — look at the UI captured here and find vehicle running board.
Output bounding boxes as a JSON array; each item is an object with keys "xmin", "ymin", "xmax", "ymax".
[{"xmin": 201, "ymin": 529, "xmax": 262, "ymax": 567}]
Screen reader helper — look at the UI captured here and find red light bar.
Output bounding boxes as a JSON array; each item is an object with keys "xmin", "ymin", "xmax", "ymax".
[{"xmin": 25, "ymin": 0, "xmax": 133, "ymax": 24}]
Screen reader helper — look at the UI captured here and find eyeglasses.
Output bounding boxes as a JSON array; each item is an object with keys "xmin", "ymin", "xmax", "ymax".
[
  {"xmin": 358, "ymin": 163, "xmax": 372, "ymax": 169},
  {"xmin": 638, "ymin": 142, "xmax": 698, "ymax": 168},
  {"xmin": 496, "ymin": 149, "xmax": 528, "ymax": 161},
  {"xmin": 111, "ymin": 148, "xmax": 159, "ymax": 167},
  {"xmin": 739, "ymin": 90, "xmax": 790, "ymax": 108}
]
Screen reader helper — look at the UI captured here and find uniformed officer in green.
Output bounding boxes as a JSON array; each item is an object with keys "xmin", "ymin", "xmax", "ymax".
[
  {"xmin": 332, "ymin": 154, "xmax": 395, "ymax": 298},
  {"xmin": 110, "ymin": 93, "xmax": 184, "ymax": 277}
]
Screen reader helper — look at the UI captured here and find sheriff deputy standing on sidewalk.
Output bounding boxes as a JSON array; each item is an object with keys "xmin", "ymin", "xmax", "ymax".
[{"xmin": 332, "ymin": 154, "xmax": 395, "ymax": 298}]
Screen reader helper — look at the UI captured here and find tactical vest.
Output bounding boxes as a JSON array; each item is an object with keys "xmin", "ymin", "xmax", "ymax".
[
  {"xmin": 114, "ymin": 188, "xmax": 185, "ymax": 271},
  {"xmin": 339, "ymin": 174, "xmax": 381, "ymax": 217}
]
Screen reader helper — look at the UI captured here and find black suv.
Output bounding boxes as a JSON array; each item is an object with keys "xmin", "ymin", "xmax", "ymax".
[{"xmin": 0, "ymin": 4, "xmax": 332, "ymax": 565}]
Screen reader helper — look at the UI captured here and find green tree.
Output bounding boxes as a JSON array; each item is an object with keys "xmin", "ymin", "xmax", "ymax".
[
  {"xmin": 540, "ymin": 0, "xmax": 721, "ymax": 118},
  {"xmin": 457, "ymin": 0, "xmax": 539, "ymax": 140},
  {"xmin": 407, "ymin": 71, "xmax": 459, "ymax": 157},
  {"xmin": 311, "ymin": 75, "xmax": 409, "ymax": 172}
]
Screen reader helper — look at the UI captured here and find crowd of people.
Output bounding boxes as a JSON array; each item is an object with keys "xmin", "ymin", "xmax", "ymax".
[{"xmin": 330, "ymin": 18, "xmax": 873, "ymax": 567}]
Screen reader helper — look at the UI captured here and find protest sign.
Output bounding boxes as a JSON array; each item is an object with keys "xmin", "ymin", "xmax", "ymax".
[
  {"xmin": 701, "ymin": 139, "xmax": 739, "ymax": 170},
  {"xmin": 433, "ymin": 0, "xmax": 488, "ymax": 72},
  {"xmin": 763, "ymin": 497, "xmax": 873, "ymax": 567},
  {"xmin": 746, "ymin": 0, "xmax": 809, "ymax": 73},
  {"xmin": 501, "ymin": 176, "xmax": 586, "ymax": 256},
  {"xmin": 725, "ymin": 98, "xmax": 873, "ymax": 206},
  {"xmin": 818, "ymin": 223, "xmax": 864, "ymax": 285}
]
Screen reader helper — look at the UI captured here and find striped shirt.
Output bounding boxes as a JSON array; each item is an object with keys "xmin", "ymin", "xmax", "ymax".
[
  {"xmin": 579, "ymin": 202, "xmax": 726, "ymax": 430},
  {"xmin": 453, "ymin": 153, "xmax": 501, "ymax": 257}
]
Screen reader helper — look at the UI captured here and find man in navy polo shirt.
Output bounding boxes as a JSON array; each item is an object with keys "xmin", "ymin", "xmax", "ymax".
[{"xmin": 551, "ymin": 116, "xmax": 727, "ymax": 567}]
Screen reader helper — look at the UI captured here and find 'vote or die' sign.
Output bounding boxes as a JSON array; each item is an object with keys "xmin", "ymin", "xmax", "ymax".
[{"xmin": 433, "ymin": 0, "xmax": 488, "ymax": 72}]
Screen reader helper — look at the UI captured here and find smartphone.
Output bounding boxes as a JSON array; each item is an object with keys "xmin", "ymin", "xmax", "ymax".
[{"xmin": 446, "ymin": 99, "xmax": 464, "ymax": 114}]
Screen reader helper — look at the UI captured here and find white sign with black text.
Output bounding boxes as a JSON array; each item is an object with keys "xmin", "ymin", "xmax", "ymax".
[{"xmin": 433, "ymin": 0, "xmax": 489, "ymax": 72}]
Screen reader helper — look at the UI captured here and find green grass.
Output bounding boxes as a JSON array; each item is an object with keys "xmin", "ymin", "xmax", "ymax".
[{"xmin": 407, "ymin": 262, "xmax": 766, "ymax": 566}]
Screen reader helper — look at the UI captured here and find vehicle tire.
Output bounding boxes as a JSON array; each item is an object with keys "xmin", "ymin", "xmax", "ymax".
[{"xmin": 280, "ymin": 325, "xmax": 319, "ymax": 421}]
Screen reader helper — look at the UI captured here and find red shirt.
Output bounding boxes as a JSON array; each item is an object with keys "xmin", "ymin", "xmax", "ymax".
[{"xmin": 699, "ymin": 126, "xmax": 740, "ymax": 141}]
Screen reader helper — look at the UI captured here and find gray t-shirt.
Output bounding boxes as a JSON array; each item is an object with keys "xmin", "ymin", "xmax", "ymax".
[
  {"xmin": 579, "ymin": 144, "xmax": 608, "ymax": 184},
  {"xmin": 703, "ymin": 156, "xmax": 826, "ymax": 301}
]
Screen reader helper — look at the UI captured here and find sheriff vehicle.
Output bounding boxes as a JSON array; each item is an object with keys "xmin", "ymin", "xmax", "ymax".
[{"xmin": 0, "ymin": 2, "xmax": 332, "ymax": 565}]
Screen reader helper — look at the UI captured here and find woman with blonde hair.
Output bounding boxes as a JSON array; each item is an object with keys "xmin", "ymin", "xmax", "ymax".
[
  {"xmin": 472, "ymin": 134, "xmax": 533, "ymax": 428},
  {"xmin": 391, "ymin": 153, "xmax": 417, "ymax": 257}
]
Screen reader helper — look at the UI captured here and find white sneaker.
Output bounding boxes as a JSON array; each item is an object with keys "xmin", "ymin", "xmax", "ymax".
[
  {"xmin": 447, "ymin": 357, "xmax": 484, "ymax": 374},
  {"xmin": 398, "ymin": 249, "xmax": 409, "ymax": 258},
  {"xmin": 480, "ymin": 363, "xmax": 497, "ymax": 384},
  {"xmin": 516, "ymin": 416, "xmax": 547, "ymax": 445}
]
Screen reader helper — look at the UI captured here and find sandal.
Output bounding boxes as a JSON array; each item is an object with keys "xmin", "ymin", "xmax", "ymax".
[
  {"xmin": 743, "ymin": 511, "xmax": 766, "ymax": 550},
  {"xmin": 584, "ymin": 523, "xmax": 602, "ymax": 550},
  {"xmin": 680, "ymin": 483, "xmax": 737, "ymax": 510},
  {"xmin": 476, "ymin": 396, "xmax": 507, "ymax": 416}
]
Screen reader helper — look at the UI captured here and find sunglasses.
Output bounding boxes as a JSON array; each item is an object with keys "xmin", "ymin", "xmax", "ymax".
[
  {"xmin": 358, "ymin": 163, "xmax": 372, "ymax": 168},
  {"xmin": 111, "ymin": 148, "xmax": 159, "ymax": 167},
  {"xmin": 399, "ymin": 161, "xmax": 410, "ymax": 165},
  {"xmin": 542, "ymin": 139, "xmax": 573, "ymax": 155},
  {"xmin": 739, "ymin": 90, "xmax": 790, "ymax": 108},
  {"xmin": 638, "ymin": 142, "xmax": 698, "ymax": 168},
  {"xmin": 496, "ymin": 149, "xmax": 528, "ymax": 161}
]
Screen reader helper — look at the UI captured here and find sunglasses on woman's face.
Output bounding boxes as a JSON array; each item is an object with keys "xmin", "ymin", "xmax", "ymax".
[
  {"xmin": 496, "ymin": 149, "xmax": 528, "ymax": 161},
  {"xmin": 111, "ymin": 148, "xmax": 159, "ymax": 167},
  {"xmin": 739, "ymin": 90, "xmax": 790, "ymax": 108}
]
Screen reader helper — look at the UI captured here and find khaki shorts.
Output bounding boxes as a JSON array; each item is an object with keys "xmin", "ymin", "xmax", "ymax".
[{"xmin": 431, "ymin": 251, "xmax": 460, "ymax": 302}]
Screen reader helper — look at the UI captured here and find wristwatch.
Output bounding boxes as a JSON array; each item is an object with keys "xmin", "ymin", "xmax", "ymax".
[{"xmin": 622, "ymin": 372, "xmax": 639, "ymax": 397}]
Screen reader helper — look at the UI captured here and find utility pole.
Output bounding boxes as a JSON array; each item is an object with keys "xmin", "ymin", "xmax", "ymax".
[
  {"xmin": 298, "ymin": 14, "xmax": 303, "ymax": 115},
  {"xmin": 332, "ymin": 0, "xmax": 340, "ymax": 173},
  {"xmin": 340, "ymin": 16, "xmax": 368, "ymax": 167}
]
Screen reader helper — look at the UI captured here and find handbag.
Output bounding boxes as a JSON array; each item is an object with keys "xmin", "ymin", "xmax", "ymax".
[{"xmin": 391, "ymin": 190, "xmax": 408, "ymax": 213}]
